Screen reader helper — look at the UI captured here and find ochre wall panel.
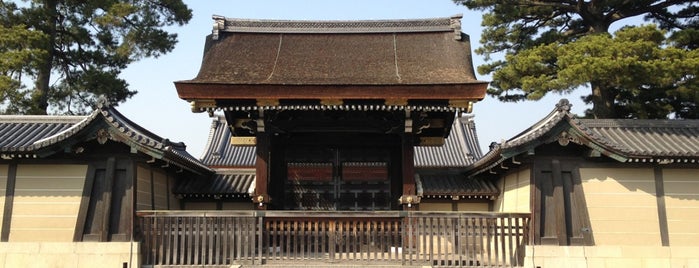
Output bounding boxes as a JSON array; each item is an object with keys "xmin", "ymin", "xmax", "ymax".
[
  {"xmin": 9, "ymin": 164, "xmax": 87, "ymax": 242},
  {"xmin": 580, "ymin": 168, "xmax": 660, "ymax": 246},
  {"xmin": 494, "ymin": 168, "xmax": 530, "ymax": 213},
  {"xmin": 662, "ymin": 169, "xmax": 699, "ymax": 246},
  {"xmin": 456, "ymin": 202, "xmax": 489, "ymax": 212}
]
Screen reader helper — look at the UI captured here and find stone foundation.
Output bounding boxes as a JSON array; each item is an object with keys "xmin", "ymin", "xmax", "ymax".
[
  {"xmin": 525, "ymin": 245, "xmax": 699, "ymax": 268},
  {"xmin": 0, "ymin": 242, "xmax": 139, "ymax": 268}
]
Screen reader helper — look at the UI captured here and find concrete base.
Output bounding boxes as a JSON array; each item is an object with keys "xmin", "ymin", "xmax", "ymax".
[
  {"xmin": 0, "ymin": 242, "xmax": 139, "ymax": 268},
  {"xmin": 524, "ymin": 245, "xmax": 699, "ymax": 268}
]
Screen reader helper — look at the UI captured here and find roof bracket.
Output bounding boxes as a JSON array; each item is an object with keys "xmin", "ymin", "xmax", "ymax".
[{"xmin": 512, "ymin": 156, "xmax": 521, "ymax": 165}]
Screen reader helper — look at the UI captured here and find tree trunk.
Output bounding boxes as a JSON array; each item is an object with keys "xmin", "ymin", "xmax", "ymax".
[
  {"xmin": 30, "ymin": 0, "xmax": 58, "ymax": 115},
  {"xmin": 590, "ymin": 81, "xmax": 615, "ymax": 118}
]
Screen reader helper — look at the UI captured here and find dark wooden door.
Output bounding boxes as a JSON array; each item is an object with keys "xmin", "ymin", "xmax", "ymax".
[{"xmin": 284, "ymin": 146, "xmax": 392, "ymax": 210}]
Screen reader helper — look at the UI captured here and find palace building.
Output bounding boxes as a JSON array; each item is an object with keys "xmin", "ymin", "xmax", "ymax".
[{"xmin": 0, "ymin": 15, "xmax": 697, "ymax": 268}]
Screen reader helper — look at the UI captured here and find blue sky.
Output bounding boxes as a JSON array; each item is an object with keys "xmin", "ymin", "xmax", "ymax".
[{"xmin": 118, "ymin": 0, "xmax": 589, "ymax": 157}]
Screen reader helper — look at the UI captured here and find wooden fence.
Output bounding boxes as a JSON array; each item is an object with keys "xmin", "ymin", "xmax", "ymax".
[{"xmin": 137, "ymin": 211, "xmax": 530, "ymax": 267}]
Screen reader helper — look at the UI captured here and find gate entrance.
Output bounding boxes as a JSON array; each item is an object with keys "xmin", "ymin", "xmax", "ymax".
[{"xmin": 283, "ymin": 146, "xmax": 392, "ymax": 210}]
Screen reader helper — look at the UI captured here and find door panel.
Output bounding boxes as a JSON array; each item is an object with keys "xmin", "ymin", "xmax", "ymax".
[{"xmin": 284, "ymin": 147, "xmax": 391, "ymax": 210}]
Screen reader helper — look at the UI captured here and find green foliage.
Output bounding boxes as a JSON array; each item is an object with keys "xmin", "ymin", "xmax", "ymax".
[
  {"xmin": 0, "ymin": 0, "xmax": 192, "ymax": 115},
  {"xmin": 455, "ymin": 0, "xmax": 698, "ymax": 119},
  {"xmin": 0, "ymin": 23, "xmax": 47, "ymax": 114}
]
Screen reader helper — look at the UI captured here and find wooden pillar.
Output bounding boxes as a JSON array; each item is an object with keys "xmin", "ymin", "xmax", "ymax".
[
  {"xmin": 401, "ymin": 134, "xmax": 417, "ymax": 211},
  {"xmin": 115, "ymin": 159, "xmax": 133, "ymax": 241},
  {"xmin": 570, "ymin": 165, "xmax": 594, "ymax": 246},
  {"xmin": 1, "ymin": 163, "xmax": 17, "ymax": 242},
  {"xmin": 654, "ymin": 167, "xmax": 669, "ymax": 246},
  {"xmin": 538, "ymin": 160, "xmax": 559, "ymax": 245},
  {"xmin": 254, "ymin": 132, "xmax": 270, "ymax": 210},
  {"xmin": 535, "ymin": 158, "xmax": 594, "ymax": 246},
  {"xmin": 100, "ymin": 157, "xmax": 116, "ymax": 242}
]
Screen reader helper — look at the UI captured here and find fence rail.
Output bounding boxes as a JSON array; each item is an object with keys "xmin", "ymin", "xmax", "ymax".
[{"xmin": 137, "ymin": 210, "xmax": 530, "ymax": 267}]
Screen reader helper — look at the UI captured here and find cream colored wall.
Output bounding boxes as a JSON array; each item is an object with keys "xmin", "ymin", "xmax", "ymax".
[
  {"xmin": 493, "ymin": 168, "xmax": 530, "ymax": 213},
  {"xmin": 525, "ymin": 245, "xmax": 699, "ymax": 268},
  {"xmin": 9, "ymin": 165, "xmax": 87, "ymax": 242},
  {"xmin": 0, "ymin": 242, "xmax": 139, "ymax": 268},
  {"xmin": 136, "ymin": 166, "xmax": 152, "ymax": 210},
  {"xmin": 152, "ymin": 170, "xmax": 168, "ymax": 210},
  {"xmin": 663, "ymin": 168, "xmax": 699, "ymax": 246},
  {"xmin": 457, "ymin": 202, "xmax": 489, "ymax": 211},
  {"xmin": 0, "ymin": 165, "xmax": 7, "ymax": 237},
  {"xmin": 580, "ymin": 168, "xmax": 660, "ymax": 246}
]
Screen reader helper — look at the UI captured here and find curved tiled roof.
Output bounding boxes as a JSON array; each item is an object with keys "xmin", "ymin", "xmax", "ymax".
[
  {"xmin": 469, "ymin": 99, "xmax": 699, "ymax": 176},
  {"xmin": 181, "ymin": 15, "xmax": 480, "ymax": 86},
  {"xmin": 200, "ymin": 116, "xmax": 256, "ymax": 167},
  {"xmin": 174, "ymin": 168, "xmax": 255, "ymax": 198},
  {"xmin": 0, "ymin": 99, "xmax": 212, "ymax": 175},
  {"xmin": 574, "ymin": 119, "xmax": 699, "ymax": 158},
  {"xmin": 414, "ymin": 115, "xmax": 482, "ymax": 167},
  {"xmin": 0, "ymin": 116, "xmax": 83, "ymax": 152},
  {"xmin": 416, "ymin": 173, "xmax": 498, "ymax": 199},
  {"xmin": 201, "ymin": 114, "xmax": 483, "ymax": 168}
]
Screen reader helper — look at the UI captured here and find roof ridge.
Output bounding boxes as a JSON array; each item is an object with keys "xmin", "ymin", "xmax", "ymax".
[
  {"xmin": 578, "ymin": 118, "xmax": 699, "ymax": 128},
  {"xmin": 0, "ymin": 115, "xmax": 85, "ymax": 123},
  {"xmin": 212, "ymin": 14, "xmax": 463, "ymax": 37}
]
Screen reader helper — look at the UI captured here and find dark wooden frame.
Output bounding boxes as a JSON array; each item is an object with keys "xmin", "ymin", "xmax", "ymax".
[{"xmin": 1, "ymin": 163, "xmax": 17, "ymax": 242}]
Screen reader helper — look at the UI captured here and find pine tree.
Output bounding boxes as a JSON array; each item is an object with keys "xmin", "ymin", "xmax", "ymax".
[{"xmin": 0, "ymin": 0, "xmax": 192, "ymax": 114}]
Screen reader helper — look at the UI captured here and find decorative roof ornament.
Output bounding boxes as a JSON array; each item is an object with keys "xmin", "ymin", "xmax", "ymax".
[
  {"xmin": 96, "ymin": 95, "xmax": 111, "ymax": 109},
  {"xmin": 557, "ymin": 131, "xmax": 576, "ymax": 146},
  {"xmin": 556, "ymin": 99, "xmax": 572, "ymax": 112},
  {"xmin": 96, "ymin": 128, "xmax": 110, "ymax": 144},
  {"xmin": 212, "ymin": 15, "xmax": 225, "ymax": 40},
  {"xmin": 449, "ymin": 14, "xmax": 463, "ymax": 40}
]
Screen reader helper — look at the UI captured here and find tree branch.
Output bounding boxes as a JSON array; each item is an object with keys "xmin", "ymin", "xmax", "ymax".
[{"xmin": 606, "ymin": 0, "xmax": 690, "ymax": 25}]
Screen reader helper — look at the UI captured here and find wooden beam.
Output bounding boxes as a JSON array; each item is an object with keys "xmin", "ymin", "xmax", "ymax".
[
  {"xmin": 570, "ymin": 165, "xmax": 595, "ymax": 246},
  {"xmin": 73, "ymin": 164, "xmax": 96, "ymax": 242},
  {"xmin": 100, "ymin": 157, "xmax": 116, "ymax": 242},
  {"xmin": 1, "ymin": 163, "xmax": 17, "ymax": 242},
  {"xmin": 654, "ymin": 167, "xmax": 669, "ymax": 246},
  {"xmin": 231, "ymin": 136, "xmax": 257, "ymax": 146},
  {"xmin": 538, "ymin": 161, "xmax": 558, "ymax": 245},
  {"xmin": 176, "ymin": 83, "xmax": 488, "ymax": 101},
  {"xmin": 531, "ymin": 164, "xmax": 541, "ymax": 245},
  {"xmin": 401, "ymin": 135, "xmax": 416, "ymax": 210},
  {"xmin": 124, "ymin": 160, "xmax": 135, "ymax": 240},
  {"xmin": 190, "ymin": 99, "xmax": 217, "ymax": 113},
  {"xmin": 254, "ymin": 133, "xmax": 270, "ymax": 210}
]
